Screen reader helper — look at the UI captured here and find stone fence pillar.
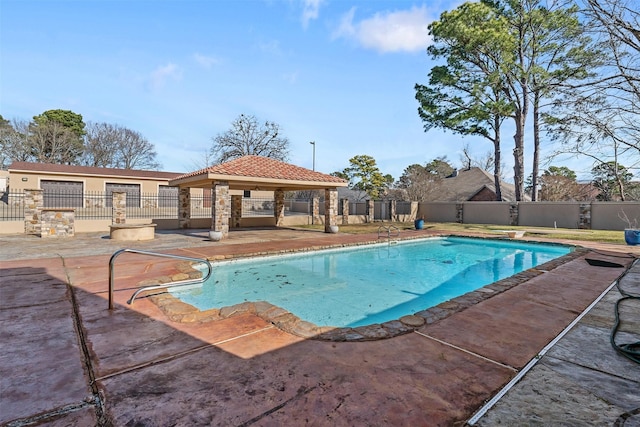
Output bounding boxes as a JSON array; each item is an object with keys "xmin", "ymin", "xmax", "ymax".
[
  {"xmin": 509, "ymin": 203, "xmax": 519, "ymax": 226},
  {"xmin": 366, "ymin": 200, "xmax": 374, "ymax": 223},
  {"xmin": 231, "ymin": 195, "xmax": 242, "ymax": 228},
  {"xmin": 312, "ymin": 197, "xmax": 320, "ymax": 225},
  {"xmin": 178, "ymin": 188, "xmax": 191, "ymax": 229},
  {"xmin": 112, "ymin": 191, "xmax": 126, "ymax": 224},
  {"xmin": 341, "ymin": 198, "xmax": 349, "ymax": 225},
  {"xmin": 579, "ymin": 203, "xmax": 592, "ymax": 229},
  {"xmin": 456, "ymin": 203, "xmax": 464, "ymax": 224},
  {"xmin": 24, "ymin": 189, "xmax": 43, "ymax": 235}
]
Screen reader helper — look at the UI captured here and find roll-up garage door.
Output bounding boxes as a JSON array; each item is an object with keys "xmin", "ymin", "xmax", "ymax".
[
  {"xmin": 41, "ymin": 180, "xmax": 83, "ymax": 208},
  {"xmin": 106, "ymin": 183, "xmax": 140, "ymax": 207},
  {"xmin": 159, "ymin": 185, "xmax": 178, "ymax": 207}
]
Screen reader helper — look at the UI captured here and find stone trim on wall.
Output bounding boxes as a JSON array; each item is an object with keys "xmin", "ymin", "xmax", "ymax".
[
  {"xmin": 231, "ymin": 195, "xmax": 242, "ymax": 228},
  {"xmin": 579, "ymin": 203, "xmax": 591, "ymax": 229},
  {"xmin": 41, "ymin": 209, "xmax": 75, "ymax": 238},
  {"xmin": 341, "ymin": 198, "xmax": 349, "ymax": 225},
  {"xmin": 112, "ymin": 191, "xmax": 126, "ymax": 224},
  {"xmin": 456, "ymin": 203, "xmax": 464, "ymax": 224},
  {"xmin": 509, "ymin": 203, "xmax": 519, "ymax": 226},
  {"xmin": 24, "ymin": 189, "xmax": 43, "ymax": 235},
  {"xmin": 312, "ymin": 197, "xmax": 320, "ymax": 225},
  {"xmin": 178, "ymin": 188, "xmax": 191, "ymax": 229},
  {"xmin": 366, "ymin": 200, "xmax": 374, "ymax": 223}
]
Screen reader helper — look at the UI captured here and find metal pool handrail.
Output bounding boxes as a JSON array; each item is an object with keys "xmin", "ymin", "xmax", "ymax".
[
  {"xmin": 108, "ymin": 248, "xmax": 213, "ymax": 310},
  {"xmin": 378, "ymin": 225, "xmax": 400, "ymax": 240}
]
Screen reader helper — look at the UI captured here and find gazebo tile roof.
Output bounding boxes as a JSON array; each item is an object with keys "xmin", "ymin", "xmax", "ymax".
[{"xmin": 175, "ymin": 155, "xmax": 346, "ymax": 184}]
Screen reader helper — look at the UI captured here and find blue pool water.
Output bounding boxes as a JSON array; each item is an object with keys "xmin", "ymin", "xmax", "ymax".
[{"xmin": 171, "ymin": 237, "xmax": 570, "ymax": 328}]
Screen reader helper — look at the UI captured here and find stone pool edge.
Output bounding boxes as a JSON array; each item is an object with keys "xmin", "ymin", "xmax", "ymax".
[{"xmin": 139, "ymin": 235, "xmax": 588, "ymax": 342}]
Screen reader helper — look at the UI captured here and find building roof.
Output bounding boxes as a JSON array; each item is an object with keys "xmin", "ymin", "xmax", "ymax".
[
  {"xmin": 433, "ymin": 167, "xmax": 523, "ymax": 202},
  {"xmin": 8, "ymin": 161, "xmax": 182, "ymax": 180},
  {"xmin": 170, "ymin": 155, "xmax": 347, "ymax": 190}
]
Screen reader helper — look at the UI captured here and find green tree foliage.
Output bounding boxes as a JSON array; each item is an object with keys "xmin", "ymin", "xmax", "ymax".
[
  {"xmin": 421, "ymin": 0, "xmax": 597, "ymax": 201},
  {"xmin": 591, "ymin": 161, "xmax": 633, "ymax": 201},
  {"xmin": 211, "ymin": 114, "xmax": 290, "ymax": 164},
  {"xmin": 538, "ymin": 166, "xmax": 582, "ymax": 201},
  {"xmin": 30, "ymin": 109, "xmax": 86, "ymax": 164},
  {"xmin": 333, "ymin": 155, "xmax": 392, "ymax": 200},
  {"xmin": 522, "ymin": 1, "xmax": 597, "ymax": 201},
  {"xmin": 0, "ymin": 115, "xmax": 14, "ymax": 169},
  {"xmin": 416, "ymin": 1, "xmax": 512, "ymax": 200}
]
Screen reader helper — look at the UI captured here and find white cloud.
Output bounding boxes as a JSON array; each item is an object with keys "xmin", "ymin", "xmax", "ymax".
[
  {"xmin": 333, "ymin": 5, "xmax": 433, "ymax": 53},
  {"xmin": 301, "ymin": 0, "xmax": 324, "ymax": 28},
  {"xmin": 258, "ymin": 39, "xmax": 283, "ymax": 56},
  {"xmin": 149, "ymin": 63, "xmax": 182, "ymax": 89},
  {"xmin": 193, "ymin": 53, "xmax": 220, "ymax": 69},
  {"xmin": 282, "ymin": 71, "xmax": 298, "ymax": 84}
]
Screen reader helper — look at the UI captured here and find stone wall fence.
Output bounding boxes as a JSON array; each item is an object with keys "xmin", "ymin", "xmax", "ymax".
[{"xmin": 418, "ymin": 201, "xmax": 640, "ymax": 231}]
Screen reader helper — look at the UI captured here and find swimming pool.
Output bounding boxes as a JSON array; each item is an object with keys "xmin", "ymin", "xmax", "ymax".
[{"xmin": 170, "ymin": 237, "xmax": 571, "ymax": 328}]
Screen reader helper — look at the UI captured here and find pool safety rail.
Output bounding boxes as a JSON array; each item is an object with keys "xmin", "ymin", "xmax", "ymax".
[
  {"xmin": 378, "ymin": 225, "xmax": 400, "ymax": 240},
  {"xmin": 108, "ymin": 248, "xmax": 213, "ymax": 310}
]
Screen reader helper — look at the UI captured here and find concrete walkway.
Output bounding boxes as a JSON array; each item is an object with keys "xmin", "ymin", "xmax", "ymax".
[{"xmin": 1, "ymin": 228, "xmax": 639, "ymax": 426}]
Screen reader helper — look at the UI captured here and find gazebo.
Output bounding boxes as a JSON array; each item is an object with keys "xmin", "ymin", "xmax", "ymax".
[{"xmin": 168, "ymin": 155, "xmax": 348, "ymax": 238}]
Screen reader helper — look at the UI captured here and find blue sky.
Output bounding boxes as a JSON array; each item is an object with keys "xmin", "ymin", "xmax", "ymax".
[{"xmin": 1, "ymin": 0, "xmax": 590, "ymax": 181}]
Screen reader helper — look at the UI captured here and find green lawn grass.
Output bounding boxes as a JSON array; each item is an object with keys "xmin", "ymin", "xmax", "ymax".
[{"xmin": 297, "ymin": 221, "xmax": 627, "ymax": 245}]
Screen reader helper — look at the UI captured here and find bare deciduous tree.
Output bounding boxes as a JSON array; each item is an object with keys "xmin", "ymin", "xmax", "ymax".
[
  {"xmin": 81, "ymin": 122, "xmax": 161, "ymax": 170},
  {"xmin": 211, "ymin": 114, "xmax": 290, "ymax": 164},
  {"xmin": 81, "ymin": 122, "xmax": 121, "ymax": 167},
  {"xmin": 549, "ymin": 0, "xmax": 639, "ymax": 173},
  {"xmin": 116, "ymin": 128, "xmax": 161, "ymax": 170},
  {"xmin": 0, "ymin": 117, "xmax": 31, "ymax": 169},
  {"xmin": 29, "ymin": 120, "xmax": 80, "ymax": 164}
]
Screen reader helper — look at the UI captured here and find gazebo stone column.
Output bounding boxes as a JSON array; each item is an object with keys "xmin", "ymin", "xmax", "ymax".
[
  {"xmin": 341, "ymin": 198, "xmax": 349, "ymax": 225},
  {"xmin": 365, "ymin": 199, "xmax": 374, "ymax": 223},
  {"xmin": 178, "ymin": 188, "xmax": 191, "ymax": 229},
  {"xmin": 324, "ymin": 188, "xmax": 338, "ymax": 232},
  {"xmin": 274, "ymin": 189, "xmax": 286, "ymax": 226},
  {"xmin": 231, "ymin": 195, "xmax": 242, "ymax": 228},
  {"xmin": 212, "ymin": 181, "xmax": 230, "ymax": 236},
  {"xmin": 312, "ymin": 197, "xmax": 320, "ymax": 225}
]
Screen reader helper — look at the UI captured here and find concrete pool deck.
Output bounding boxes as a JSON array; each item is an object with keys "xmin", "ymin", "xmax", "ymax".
[{"xmin": 1, "ymin": 227, "xmax": 639, "ymax": 426}]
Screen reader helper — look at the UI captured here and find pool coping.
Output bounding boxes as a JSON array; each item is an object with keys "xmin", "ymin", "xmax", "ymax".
[{"xmin": 138, "ymin": 234, "xmax": 587, "ymax": 341}]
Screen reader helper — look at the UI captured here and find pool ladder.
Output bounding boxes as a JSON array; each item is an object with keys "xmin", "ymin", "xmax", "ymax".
[
  {"xmin": 378, "ymin": 225, "xmax": 400, "ymax": 241},
  {"xmin": 108, "ymin": 248, "xmax": 213, "ymax": 310}
]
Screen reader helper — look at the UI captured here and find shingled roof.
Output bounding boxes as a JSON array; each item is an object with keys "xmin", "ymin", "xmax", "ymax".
[
  {"xmin": 8, "ymin": 161, "xmax": 182, "ymax": 180},
  {"xmin": 432, "ymin": 167, "xmax": 525, "ymax": 202},
  {"xmin": 170, "ymin": 155, "xmax": 347, "ymax": 190}
]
